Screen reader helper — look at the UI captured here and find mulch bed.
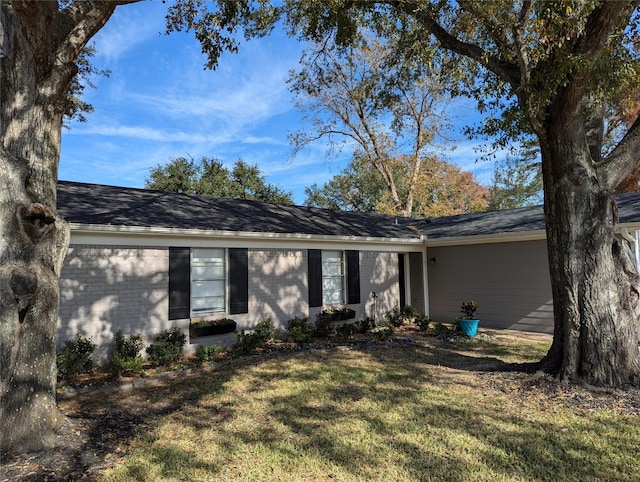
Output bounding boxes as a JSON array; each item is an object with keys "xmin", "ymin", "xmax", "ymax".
[{"xmin": 2, "ymin": 328, "xmax": 639, "ymax": 481}]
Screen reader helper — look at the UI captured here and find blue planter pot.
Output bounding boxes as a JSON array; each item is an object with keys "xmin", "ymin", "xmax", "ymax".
[{"xmin": 459, "ymin": 319, "xmax": 480, "ymax": 337}]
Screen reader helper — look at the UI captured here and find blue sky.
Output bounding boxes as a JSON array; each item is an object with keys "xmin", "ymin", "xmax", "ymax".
[{"xmin": 60, "ymin": 1, "xmax": 498, "ymax": 205}]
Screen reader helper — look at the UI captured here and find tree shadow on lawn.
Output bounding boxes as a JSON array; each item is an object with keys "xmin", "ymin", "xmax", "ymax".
[
  {"xmin": 0, "ymin": 358, "xmax": 246, "ymax": 481},
  {"xmin": 359, "ymin": 338, "xmax": 542, "ymax": 374},
  {"xmin": 247, "ymin": 345, "xmax": 632, "ymax": 481},
  {"xmin": 0, "ymin": 341, "xmax": 545, "ymax": 481}
]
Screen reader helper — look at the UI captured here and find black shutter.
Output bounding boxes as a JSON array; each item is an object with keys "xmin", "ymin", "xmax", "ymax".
[
  {"xmin": 346, "ymin": 250, "xmax": 360, "ymax": 305},
  {"xmin": 229, "ymin": 248, "xmax": 249, "ymax": 314},
  {"xmin": 308, "ymin": 249, "xmax": 322, "ymax": 307},
  {"xmin": 398, "ymin": 253, "xmax": 406, "ymax": 307},
  {"xmin": 169, "ymin": 247, "xmax": 191, "ymax": 320}
]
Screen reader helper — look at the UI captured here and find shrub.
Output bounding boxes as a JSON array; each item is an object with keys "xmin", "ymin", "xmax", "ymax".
[
  {"xmin": 434, "ymin": 322, "xmax": 453, "ymax": 338},
  {"xmin": 106, "ymin": 330, "xmax": 144, "ymax": 378},
  {"xmin": 313, "ymin": 311, "xmax": 335, "ymax": 338},
  {"xmin": 285, "ymin": 316, "xmax": 312, "ymax": 344},
  {"xmin": 235, "ymin": 318, "xmax": 274, "ymax": 354},
  {"xmin": 460, "ymin": 300, "xmax": 479, "ymax": 319},
  {"xmin": 113, "ymin": 330, "xmax": 143, "ymax": 359},
  {"xmin": 354, "ymin": 318, "xmax": 374, "ymax": 334},
  {"xmin": 336, "ymin": 323, "xmax": 356, "ymax": 340},
  {"xmin": 57, "ymin": 334, "xmax": 96, "ymax": 381},
  {"xmin": 414, "ymin": 315, "xmax": 431, "ymax": 332},
  {"xmin": 370, "ymin": 326, "xmax": 394, "ymax": 341},
  {"xmin": 105, "ymin": 355, "xmax": 143, "ymax": 378},
  {"xmin": 384, "ymin": 305, "xmax": 419, "ymax": 327},
  {"xmin": 253, "ymin": 318, "xmax": 275, "ymax": 341},
  {"xmin": 146, "ymin": 341, "xmax": 179, "ymax": 366},
  {"xmin": 195, "ymin": 344, "xmax": 221, "ymax": 364},
  {"xmin": 146, "ymin": 327, "xmax": 187, "ymax": 366}
]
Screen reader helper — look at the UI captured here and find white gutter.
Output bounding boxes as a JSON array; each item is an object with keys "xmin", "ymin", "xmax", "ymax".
[
  {"xmin": 68, "ymin": 220, "xmax": 640, "ymax": 251},
  {"xmin": 423, "ymin": 229, "xmax": 547, "ymax": 247},
  {"xmin": 422, "ymin": 222, "xmax": 640, "ymax": 248},
  {"xmin": 68, "ymin": 223, "xmax": 425, "ymax": 252}
]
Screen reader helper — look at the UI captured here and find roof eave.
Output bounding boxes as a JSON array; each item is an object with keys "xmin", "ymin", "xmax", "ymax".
[
  {"xmin": 68, "ymin": 223, "xmax": 425, "ymax": 249},
  {"xmin": 424, "ymin": 229, "xmax": 547, "ymax": 247}
]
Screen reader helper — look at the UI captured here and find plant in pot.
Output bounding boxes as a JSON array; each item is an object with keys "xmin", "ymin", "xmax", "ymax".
[
  {"xmin": 190, "ymin": 317, "xmax": 237, "ymax": 337},
  {"xmin": 458, "ymin": 300, "xmax": 480, "ymax": 337},
  {"xmin": 319, "ymin": 306, "xmax": 356, "ymax": 322}
]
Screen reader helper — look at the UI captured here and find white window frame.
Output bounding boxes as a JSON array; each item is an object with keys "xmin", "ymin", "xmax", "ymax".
[
  {"xmin": 191, "ymin": 248, "xmax": 227, "ymax": 316},
  {"xmin": 321, "ymin": 250, "xmax": 346, "ymax": 305}
]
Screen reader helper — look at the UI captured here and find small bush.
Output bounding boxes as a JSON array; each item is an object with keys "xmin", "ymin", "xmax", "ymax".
[
  {"xmin": 370, "ymin": 326, "xmax": 394, "ymax": 341},
  {"xmin": 313, "ymin": 312, "xmax": 335, "ymax": 338},
  {"xmin": 195, "ymin": 344, "xmax": 221, "ymax": 364},
  {"xmin": 146, "ymin": 327, "xmax": 187, "ymax": 366},
  {"xmin": 146, "ymin": 341, "xmax": 179, "ymax": 366},
  {"xmin": 253, "ymin": 318, "xmax": 275, "ymax": 341},
  {"xmin": 434, "ymin": 322, "xmax": 453, "ymax": 338},
  {"xmin": 105, "ymin": 355, "xmax": 144, "ymax": 378},
  {"xmin": 235, "ymin": 318, "xmax": 274, "ymax": 354},
  {"xmin": 114, "ymin": 330, "xmax": 143, "ymax": 359},
  {"xmin": 354, "ymin": 318, "xmax": 374, "ymax": 334},
  {"xmin": 336, "ymin": 323, "xmax": 356, "ymax": 340},
  {"xmin": 57, "ymin": 334, "xmax": 96, "ymax": 381},
  {"xmin": 285, "ymin": 316, "xmax": 312, "ymax": 344},
  {"xmin": 106, "ymin": 330, "xmax": 144, "ymax": 378},
  {"xmin": 414, "ymin": 315, "xmax": 431, "ymax": 332},
  {"xmin": 384, "ymin": 305, "xmax": 419, "ymax": 327}
]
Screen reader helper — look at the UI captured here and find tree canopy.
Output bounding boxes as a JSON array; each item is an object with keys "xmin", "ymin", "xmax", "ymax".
[
  {"xmin": 145, "ymin": 156, "xmax": 294, "ymax": 204},
  {"xmin": 167, "ymin": 0, "xmax": 640, "ymax": 387},
  {"xmin": 3, "ymin": 0, "xmax": 640, "ymax": 454},
  {"xmin": 305, "ymin": 154, "xmax": 488, "ymax": 217},
  {"xmin": 288, "ymin": 27, "xmax": 452, "ymax": 217}
]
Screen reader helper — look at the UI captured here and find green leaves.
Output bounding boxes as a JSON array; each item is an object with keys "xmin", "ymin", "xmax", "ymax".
[{"xmin": 145, "ymin": 156, "xmax": 293, "ymax": 204}]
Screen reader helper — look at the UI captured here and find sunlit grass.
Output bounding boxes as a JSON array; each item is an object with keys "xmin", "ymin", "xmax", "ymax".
[{"xmin": 97, "ymin": 338, "xmax": 639, "ymax": 482}]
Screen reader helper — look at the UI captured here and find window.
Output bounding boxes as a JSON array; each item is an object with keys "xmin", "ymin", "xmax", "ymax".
[
  {"xmin": 308, "ymin": 249, "xmax": 360, "ymax": 308},
  {"xmin": 322, "ymin": 250, "xmax": 345, "ymax": 305},
  {"xmin": 192, "ymin": 248, "xmax": 226, "ymax": 315},
  {"xmin": 168, "ymin": 247, "xmax": 248, "ymax": 319}
]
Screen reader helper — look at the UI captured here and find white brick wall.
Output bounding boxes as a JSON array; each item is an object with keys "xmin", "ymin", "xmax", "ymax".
[
  {"xmin": 57, "ymin": 245, "xmax": 169, "ymax": 362},
  {"xmin": 57, "ymin": 245, "xmax": 402, "ymax": 362},
  {"xmin": 359, "ymin": 251, "xmax": 400, "ymax": 322}
]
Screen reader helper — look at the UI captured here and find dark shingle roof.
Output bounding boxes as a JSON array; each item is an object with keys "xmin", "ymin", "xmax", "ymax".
[
  {"xmin": 56, "ymin": 181, "xmax": 422, "ymax": 239},
  {"xmin": 417, "ymin": 204, "xmax": 545, "ymax": 239},
  {"xmin": 416, "ymin": 190, "xmax": 640, "ymax": 240},
  {"xmin": 56, "ymin": 181, "xmax": 640, "ymax": 241}
]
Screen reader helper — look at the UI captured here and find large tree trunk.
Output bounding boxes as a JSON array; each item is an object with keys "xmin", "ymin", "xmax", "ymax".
[
  {"xmin": 0, "ymin": 1, "xmax": 119, "ymax": 452},
  {"xmin": 539, "ymin": 118, "xmax": 640, "ymax": 387}
]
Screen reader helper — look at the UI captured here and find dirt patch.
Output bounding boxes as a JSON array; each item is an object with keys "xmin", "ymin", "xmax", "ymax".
[{"xmin": 2, "ymin": 327, "xmax": 638, "ymax": 481}]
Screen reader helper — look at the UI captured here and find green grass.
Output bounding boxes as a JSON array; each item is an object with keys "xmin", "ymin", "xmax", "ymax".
[{"xmin": 95, "ymin": 337, "xmax": 639, "ymax": 482}]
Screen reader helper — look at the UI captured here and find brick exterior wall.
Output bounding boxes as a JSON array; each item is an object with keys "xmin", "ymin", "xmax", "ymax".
[
  {"xmin": 358, "ymin": 251, "xmax": 400, "ymax": 323},
  {"xmin": 58, "ymin": 245, "xmax": 402, "ymax": 362},
  {"xmin": 58, "ymin": 245, "xmax": 170, "ymax": 362}
]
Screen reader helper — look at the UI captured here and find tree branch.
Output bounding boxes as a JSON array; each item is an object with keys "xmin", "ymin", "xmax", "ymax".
[
  {"xmin": 392, "ymin": 1, "xmax": 521, "ymax": 85},
  {"xmin": 44, "ymin": 1, "xmax": 141, "ymax": 100},
  {"xmin": 603, "ymin": 114, "xmax": 640, "ymax": 191},
  {"xmin": 554, "ymin": 1, "xmax": 634, "ymax": 118}
]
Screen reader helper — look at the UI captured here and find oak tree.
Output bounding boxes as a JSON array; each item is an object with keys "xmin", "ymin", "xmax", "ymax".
[
  {"xmin": 168, "ymin": 0, "xmax": 640, "ymax": 387},
  {"xmin": 0, "ymin": 0, "xmax": 266, "ymax": 453},
  {"xmin": 0, "ymin": 0, "xmax": 148, "ymax": 452}
]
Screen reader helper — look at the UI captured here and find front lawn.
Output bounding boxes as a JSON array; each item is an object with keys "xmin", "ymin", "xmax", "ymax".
[{"xmin": 69, "ymin": 329, "xmax": 639, "ymax": 481}]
